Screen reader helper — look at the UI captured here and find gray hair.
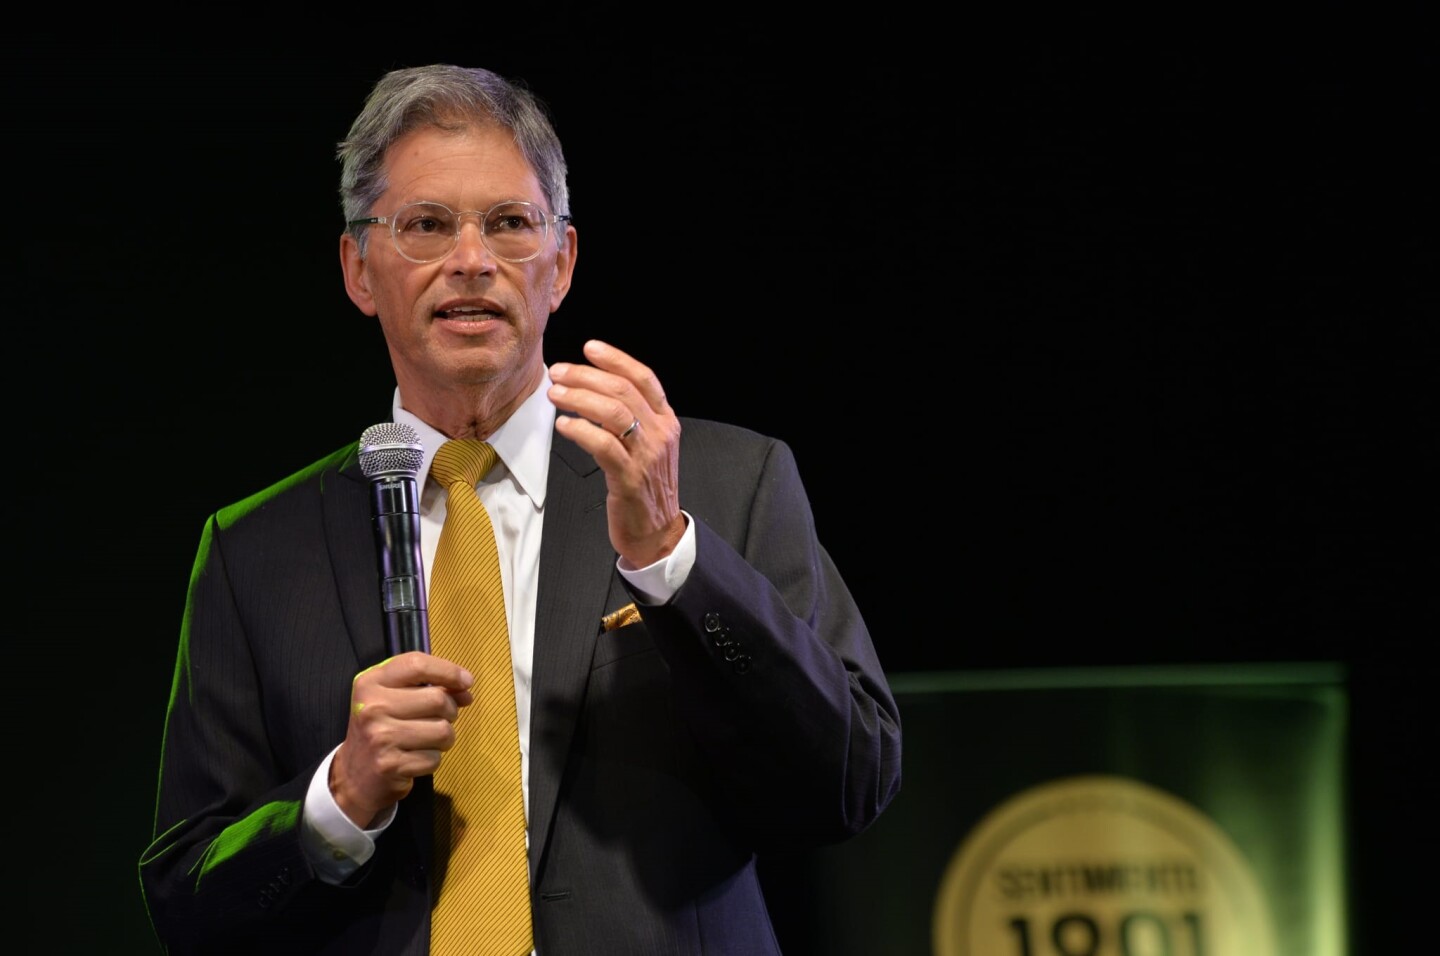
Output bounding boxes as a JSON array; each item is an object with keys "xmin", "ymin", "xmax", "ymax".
[{"xmin": 337, "ymin": 64, "xmax": 571, "ymax": 258}]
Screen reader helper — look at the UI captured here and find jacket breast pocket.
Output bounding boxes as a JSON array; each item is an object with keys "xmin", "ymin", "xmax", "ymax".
[{"xmin": 592, "ymin": 616, "xmax": 656, "ymax": 669}]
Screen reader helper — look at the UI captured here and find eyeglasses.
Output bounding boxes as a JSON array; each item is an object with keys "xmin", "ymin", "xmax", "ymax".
[{"xmin": 348, "ymin": 200, "xmax": 572, "ymax": 264}]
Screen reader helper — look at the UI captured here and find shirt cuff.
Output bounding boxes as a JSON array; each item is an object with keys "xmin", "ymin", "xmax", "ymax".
[
  {"xmin": 617, "ymin": 510, "xmax": 695, "ymax": 604},
  {"xmin": 301, "ymin": 745, "xmax": 396, "ymax": 884}
]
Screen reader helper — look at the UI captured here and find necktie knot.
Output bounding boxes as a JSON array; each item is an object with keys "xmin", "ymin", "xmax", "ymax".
[{"xmin": 431, "ymin": 439, "xmax": 498, "ymax": 491}]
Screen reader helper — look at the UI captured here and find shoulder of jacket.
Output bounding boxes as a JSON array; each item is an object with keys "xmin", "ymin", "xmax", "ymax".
[{"xmin": 215, "ymin": 440, "xmax": 358, "ymax": 530}]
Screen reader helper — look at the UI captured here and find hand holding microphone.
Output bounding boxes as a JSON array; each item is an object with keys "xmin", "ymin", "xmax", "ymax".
[{"xmin": 333, "ymin": 423, "xmax": 473, "ymax": 825}]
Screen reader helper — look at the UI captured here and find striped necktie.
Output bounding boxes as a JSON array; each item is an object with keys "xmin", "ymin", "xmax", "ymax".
[{"xmin": 426, "ymin": 439, "xmax": 532, "ymax": 956}]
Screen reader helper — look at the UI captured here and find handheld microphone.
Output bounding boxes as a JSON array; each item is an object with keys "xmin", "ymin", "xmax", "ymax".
[{"xmin": 358, "ymin": 422, "xmax": 430, "ymax": 656}]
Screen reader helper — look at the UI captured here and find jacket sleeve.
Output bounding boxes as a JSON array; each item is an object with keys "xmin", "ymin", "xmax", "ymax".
[
  {"xmin": 640, "ymin": 434, "xmax": 902, "ymax": 849},
  {"xmin": 138, "ymin": 511, "xmax": 414, "ymax": 954}
]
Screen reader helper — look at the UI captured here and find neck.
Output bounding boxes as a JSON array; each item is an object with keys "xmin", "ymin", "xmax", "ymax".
[{"xmin": 399, "ymin": 361, "xmax": 544, "ymax": 442}]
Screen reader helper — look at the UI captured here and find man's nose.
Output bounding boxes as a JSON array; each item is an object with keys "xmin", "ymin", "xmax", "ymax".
[{"xmin": 448, "ymin": 215, "xmax": 498, "ymax": 268}]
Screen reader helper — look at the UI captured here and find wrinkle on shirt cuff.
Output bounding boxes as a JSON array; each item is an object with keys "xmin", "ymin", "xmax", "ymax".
[
  {"xmin": 618, "ymin": 510, "xmax": 695, "ymax": 604},
  {"xmin": 302, "ymin": 745, "xmax": 395, "ymax": 885}
]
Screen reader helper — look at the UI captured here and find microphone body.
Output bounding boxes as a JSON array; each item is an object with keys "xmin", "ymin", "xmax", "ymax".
[{"xmin": 358, "ymin": 423, "xmax": 430, "ymax": 656}]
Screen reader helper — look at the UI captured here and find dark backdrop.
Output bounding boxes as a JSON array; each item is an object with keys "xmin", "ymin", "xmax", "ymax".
[{"xmin": 15, "ymin": 19, "xmax": 1424, "ymax": 955}]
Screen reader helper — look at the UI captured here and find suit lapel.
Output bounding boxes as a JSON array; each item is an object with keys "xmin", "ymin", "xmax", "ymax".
[
  {"xmin": 527, "ymin": 431, "xmax": 615, "ymax": 872},
  {"xmin": 325, "ymin": 443, "xmax": 391, "ymax": 671}
]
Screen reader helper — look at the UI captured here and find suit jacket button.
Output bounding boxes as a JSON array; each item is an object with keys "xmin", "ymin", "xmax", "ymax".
[{"xmin": 703, "ymin": 612, "xmax": 722, "ymax": 633}]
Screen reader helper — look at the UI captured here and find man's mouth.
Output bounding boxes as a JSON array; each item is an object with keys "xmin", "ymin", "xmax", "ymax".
[{"xmin": 436, "ymin": 305, "xmax": 499, "ymax": 320}]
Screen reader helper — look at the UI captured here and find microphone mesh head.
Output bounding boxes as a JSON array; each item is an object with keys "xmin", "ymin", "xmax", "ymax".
[{"xmin": 359, "ymin": 422, "xmax": 424, "ymax": 478}]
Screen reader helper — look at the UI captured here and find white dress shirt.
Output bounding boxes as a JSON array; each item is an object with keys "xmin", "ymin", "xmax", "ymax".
[{"xmin": 301, "ymin": 368, "xmax": 695, "ymax": 883}]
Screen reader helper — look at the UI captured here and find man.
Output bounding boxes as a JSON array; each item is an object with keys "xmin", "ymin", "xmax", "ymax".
[{"xmin": 140, "ymin": 63, "xmax": 901, "ymax": 954}]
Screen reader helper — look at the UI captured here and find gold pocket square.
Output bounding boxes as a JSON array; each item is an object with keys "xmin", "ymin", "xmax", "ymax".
[{"xmin": 601, "ymin": 603, "xmax": 642, "ymax": 632}]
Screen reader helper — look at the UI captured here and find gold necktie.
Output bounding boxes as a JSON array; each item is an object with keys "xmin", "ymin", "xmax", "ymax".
[{"xmin": 427, "ymin": 439, "xmax": 533, "ymax": 956}]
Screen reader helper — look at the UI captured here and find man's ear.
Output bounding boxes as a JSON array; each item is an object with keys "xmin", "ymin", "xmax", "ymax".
[
  {"xmin": 549, "ymin": 223, "xmax": 577, "ymax": 313},
  {"xmin": 340, "ymin": 233, "xmax": 379, "ymax": 316}
]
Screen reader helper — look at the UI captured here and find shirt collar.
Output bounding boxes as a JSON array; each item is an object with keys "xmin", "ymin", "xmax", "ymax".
[{"xmin": 391, "ymin": 367, "xmax": 555, "ymax": 509}]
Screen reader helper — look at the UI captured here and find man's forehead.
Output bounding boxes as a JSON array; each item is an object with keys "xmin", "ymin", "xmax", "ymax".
[{"xmin": 381, "ymin": 125, "xmax": 541, "ymax": 205}]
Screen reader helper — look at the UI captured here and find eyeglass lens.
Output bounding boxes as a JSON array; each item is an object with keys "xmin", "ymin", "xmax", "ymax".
[{"xmin": 391, "ymin": 201, "xmax": 550, "ymax": 262}]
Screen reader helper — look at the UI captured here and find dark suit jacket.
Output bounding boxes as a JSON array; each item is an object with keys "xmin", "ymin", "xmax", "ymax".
[{"xmin": 140, "ymin": 416, "xmax": 902, "ymax": 954}]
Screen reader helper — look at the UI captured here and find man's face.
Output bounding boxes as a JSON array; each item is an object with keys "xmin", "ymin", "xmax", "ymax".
[{"xmin": 341, "ymin": 123, "xmax": 575, "ymax": 409}]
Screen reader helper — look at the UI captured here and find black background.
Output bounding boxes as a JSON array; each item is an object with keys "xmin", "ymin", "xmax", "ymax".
[{"xmin": 15, "ymin": 16, "xmax": 1426, "ymax": 955}]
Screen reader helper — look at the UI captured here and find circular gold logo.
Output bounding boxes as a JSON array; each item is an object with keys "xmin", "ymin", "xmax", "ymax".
[{"xmin": 933, "ymin": 774, "xmax": 1276, "ymax": 956}]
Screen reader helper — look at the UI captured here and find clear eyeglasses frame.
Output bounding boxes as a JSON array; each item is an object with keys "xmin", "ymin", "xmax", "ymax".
[{"xmin": 348, "ymin": 199, "xmax": 572, "ymax": 264}]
